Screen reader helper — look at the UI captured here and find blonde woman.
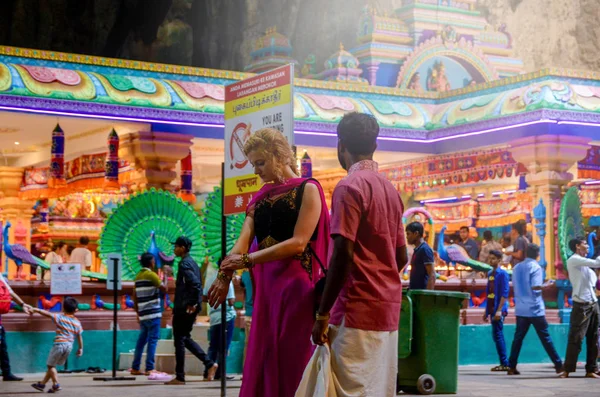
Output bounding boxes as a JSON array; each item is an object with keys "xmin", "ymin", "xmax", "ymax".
[{"xmin": 209, "ymin": 128, "xmax": 330, "ymax": 397}]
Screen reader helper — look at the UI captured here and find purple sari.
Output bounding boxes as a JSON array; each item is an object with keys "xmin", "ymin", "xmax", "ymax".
[{"xmin": 240, "ymin": 178, "xmax": 330, "ymax": 397}]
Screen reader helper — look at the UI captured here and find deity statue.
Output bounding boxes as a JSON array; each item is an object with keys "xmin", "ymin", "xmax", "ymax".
[
  {"xmin": 301, "ymin": 54, "xmax": 316, "ymax": 77},
  {"xmin": 427, "ymin": 61, "xmax": 451, "ymax": 92},
  {"xmin": 407, "ymin": 72, "xmax": 423, "ymax": 92},
  {"xmin": 441, "ymin": 25, "xmax": 457, "ymax": 44}
]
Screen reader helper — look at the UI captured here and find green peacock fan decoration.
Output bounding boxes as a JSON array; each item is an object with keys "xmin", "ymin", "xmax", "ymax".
[
  {"xmin": 558, "ymin": 186, "xmax": 584, "ymax": 267},
  {"xmin": 199, "ymin": 185, "xmax": 246, "ymax": 267},
  {"xmin": 99, "ymin": 189, "xmax": 203, "ymax": 280}
]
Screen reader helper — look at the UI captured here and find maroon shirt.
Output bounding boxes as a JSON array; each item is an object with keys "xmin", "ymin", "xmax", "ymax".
[{"xmin": 329, "ymin": 160, "xmax": 406, "ymax": 332}]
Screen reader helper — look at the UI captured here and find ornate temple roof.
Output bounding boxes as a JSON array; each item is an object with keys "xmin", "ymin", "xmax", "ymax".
[
  {"xmin": 325, "ymin": 43, "xmax": 360, "ymax": 70},
  {"xmin": 244, "ymin": 27, "xmax": 299, "ymax": 74},
  {"xmin": 0, "ymin": 46, "xmax": 599, "ymax": 155}
]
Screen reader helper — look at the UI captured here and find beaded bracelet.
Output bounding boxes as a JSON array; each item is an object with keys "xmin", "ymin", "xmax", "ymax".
[
  {"xmin": 217, "ymin": 271, "xmax": 232, "ymax": 282},
  {"xmin": 242, "ymin": 253, "xmax": 254, "ymax": 269},
  {"xmin": 315, "ymin": 312, "xmax": 330, "ymax": 321}
]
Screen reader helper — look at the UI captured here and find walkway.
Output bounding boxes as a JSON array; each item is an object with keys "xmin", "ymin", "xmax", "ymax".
[{"xmin": 2, "ymin": 364, "xmax": 598, "ymax": 396}]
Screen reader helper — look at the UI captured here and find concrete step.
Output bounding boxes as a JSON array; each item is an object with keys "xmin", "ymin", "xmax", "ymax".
[
  {"xmin": 120, "ymin": 322, "xmax": 212, "ymax": 375},
  {"xmin": 120, "ymin": 352, "xmax": 210, "ymax": 376}
]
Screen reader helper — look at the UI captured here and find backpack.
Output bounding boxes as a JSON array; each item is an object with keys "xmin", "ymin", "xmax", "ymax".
[{"xmin": 0, "ymin": 280, "xmax": 12, "ymax": 314}]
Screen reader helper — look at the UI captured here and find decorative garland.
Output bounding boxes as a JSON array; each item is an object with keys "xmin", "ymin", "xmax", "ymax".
[{"xmin": 381, "ymin": 148, "xmax": 524, "ymax": 192}]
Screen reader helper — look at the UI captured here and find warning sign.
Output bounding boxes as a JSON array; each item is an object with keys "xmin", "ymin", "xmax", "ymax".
[{"xmin": 223, "ymin": 64, "xmax": 295, "ymax": 215}]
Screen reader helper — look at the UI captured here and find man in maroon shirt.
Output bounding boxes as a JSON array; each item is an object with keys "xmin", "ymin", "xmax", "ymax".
[{"xmin": 312, "ymin": 112, "xmax": 408, "ymax": 395}]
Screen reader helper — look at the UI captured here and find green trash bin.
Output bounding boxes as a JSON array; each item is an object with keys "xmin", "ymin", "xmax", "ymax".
[{"xmin": 397, "ymin": 289, "xmax": 468, "ymax": 395}]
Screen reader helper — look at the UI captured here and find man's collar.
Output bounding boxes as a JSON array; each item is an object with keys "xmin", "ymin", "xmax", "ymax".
[{"xmin": 348, "ymin": 160, "xmax": 378, "ymax": 176}]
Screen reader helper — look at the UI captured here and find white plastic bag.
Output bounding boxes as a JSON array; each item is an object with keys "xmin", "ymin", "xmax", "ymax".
[{"xmin": 295, "ymin": 344, "xmax": 336, "ymax": 397}]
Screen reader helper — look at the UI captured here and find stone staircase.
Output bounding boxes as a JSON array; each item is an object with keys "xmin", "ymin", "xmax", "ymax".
[{"xmin": 120, "ymin": 322, "xmax": 211, "ymax": 375}]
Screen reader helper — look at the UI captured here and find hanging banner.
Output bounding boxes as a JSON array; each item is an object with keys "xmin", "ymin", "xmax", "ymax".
[
  {"xmin": 223, "ymin": 64, "xmax": 294, "ymax": 215},
  {"xmin": 578, "ymin": 145, "xmax": 600, "ymax": 180}
]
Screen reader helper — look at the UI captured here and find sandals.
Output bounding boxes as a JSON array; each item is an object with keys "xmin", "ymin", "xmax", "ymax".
[
  {"xmin": 491, "ymin": 365, "xmax": 510, "ymax": 372},
  {"xmin": 85, "ymin": 367, "xmax": 106, "ymax": 374}
]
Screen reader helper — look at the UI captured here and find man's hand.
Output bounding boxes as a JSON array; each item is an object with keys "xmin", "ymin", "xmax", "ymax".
[
  {"xmin": 311, "ymin": 318, "xmax": 329, "ymax": 346},
  {"xmin": 493, "ymin": 314, "xmax": 502, "ymax": 322},
  {"xmin": 136, "ymin": 315, "xmax": 140, "ymax": 324},
  {"xmin": 22, "ymin": 303, "xmax": 33, "ymax": 315},
  {"xmin": 186, "ymin": 304, "xmax": 197, "ymax": 314},
  {"xmin": 208, "ymin": 278, "xmax": 229, "ymax": 308},
  {"xmin": 482, "ymin": 313, "xmax": 488, "ymax": 322},
  {"xmin": 76, "ymin": 348, "xmax": 83, "ymax": 357}
]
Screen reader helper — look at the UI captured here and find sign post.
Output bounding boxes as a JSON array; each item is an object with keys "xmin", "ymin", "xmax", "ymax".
[
  {"xmin": 93, "ymin": 253, "xmax": 135, "ymax": 382},
  {"xmin": 222, "ymin": 64, "xmax": 295, "ymax": 396}
]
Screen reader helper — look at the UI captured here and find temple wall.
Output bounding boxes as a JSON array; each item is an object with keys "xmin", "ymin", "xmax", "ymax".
[{"xmin": 4, "ymin": 324, "xmax": 585, "ymax": 374}]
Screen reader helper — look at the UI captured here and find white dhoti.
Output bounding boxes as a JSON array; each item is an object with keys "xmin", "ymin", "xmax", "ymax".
[{"xmin": 296, "ymin": 319, "xmax": 398, "ymax": 397}]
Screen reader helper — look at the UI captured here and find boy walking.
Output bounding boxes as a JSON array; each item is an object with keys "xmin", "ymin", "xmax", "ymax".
[
  {"xmin": 482, "ymin": 250, "xmax": 510, "ymax": 372},
  {"xmin": 131, "ymin": 253, "xmax": 166, "ymax": 375},
  {"xmin": 507, "ymin": 244, "xmax": 563, "ymax": 375},
  {"xmin": 31, "ymin": 297, "xmax": 83, "ymax": 393},
  {"xmin": 406, "ymin": 222, "xmax": 435, "ymax": 290},
  {"xmin": 166, "ymin": 237, "xmax": 218, "ymax": 385}
]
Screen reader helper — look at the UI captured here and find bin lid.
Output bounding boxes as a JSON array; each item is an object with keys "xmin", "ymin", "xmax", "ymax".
[
  {"xmin": 398, "ymin": 293, "xmax": 413, "ymax": 359},
  {"xmin": 408, "ymin": 289, "xmax": 470, "ymax": 300}
]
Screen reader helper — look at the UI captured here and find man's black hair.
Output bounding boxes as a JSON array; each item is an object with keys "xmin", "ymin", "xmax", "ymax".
[
  {"xmin": 526, "ymin": 243, "xmax": 540, "ymax": 260},
  {"xmin": 489, "ymin": 250, "xmax": 503, "ymax": 259},
  {"xmin": 79, "ymin": 236, "xmax": 89, "ymax": 245},
  {"xmin": 512, "ymin": 221, "xmax": 526, "ymax": 236},
  {"xmin": 568, "ymin": 237, "xmax": 585, "ymax": 254},
  {"xmin": 460, "ymin": 226, "xmax": 469, "ymax": 233},
  {"xmin": 483, "ymin": 230, "xmax": 493, "ymax": 241},
  {"xmin": 406, "ymin": 222, "xmax": 424, "ymax": 236},
  {"xmin": 141, "ymin": 252, "xmax": 154, "ymax": 268},
  {"xmin": 337, "ymin": 112, "xmax": 379, "ymax": 155}
]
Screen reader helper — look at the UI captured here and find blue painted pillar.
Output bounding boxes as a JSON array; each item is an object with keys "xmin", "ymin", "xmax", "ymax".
[{"xmin": 533, "ymin": 199, "xmax": 547, "ymax": 280}]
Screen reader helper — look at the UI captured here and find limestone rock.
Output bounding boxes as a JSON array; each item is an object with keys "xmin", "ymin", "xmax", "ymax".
[{"xmin": 0, "ymin": 0, "xmax": 598, "ymax": 74}]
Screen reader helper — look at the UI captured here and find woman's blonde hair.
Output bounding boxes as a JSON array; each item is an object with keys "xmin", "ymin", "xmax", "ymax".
[{"xmin": 243, "ymin": 128, "xmax": 298, "ymax": 181}]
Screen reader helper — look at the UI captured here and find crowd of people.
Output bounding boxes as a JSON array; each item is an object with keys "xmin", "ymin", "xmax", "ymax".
[
  {"xmin": 35, "ymin": 236, "xmax": 94, "ymax": 281},
  {"xmin": 2, "ymin": 111, "xmax": 600, "ymax": 396}
]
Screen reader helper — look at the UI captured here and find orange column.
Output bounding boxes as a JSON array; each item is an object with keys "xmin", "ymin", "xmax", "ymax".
[
  {"xmin": 0, "ymin": 166, "xmax": 35, "ymax": 279},
  {"xmin": 119, "ymin": 131, "xmax": 194, "ymax": 191},
  {"xmin": 511, "ymin": 135, "xmax": 591, "ymax": 279}
]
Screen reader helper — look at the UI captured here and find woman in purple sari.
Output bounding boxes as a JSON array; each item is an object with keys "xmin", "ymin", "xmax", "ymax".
[{"xmin": 208, "ymin": 128, "xmax": 330, "ymax": 397}]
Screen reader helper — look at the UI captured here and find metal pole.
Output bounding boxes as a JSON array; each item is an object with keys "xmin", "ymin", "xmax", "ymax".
[
  {"xmin": 93, "ymin": 256, "xmax": 134, "ymax": 381},
  {"xmin": 112, "ymin": 257, "xmax": 118, "ymax": 378},
  {"xmin": 220, "ymin": 162, "xmax": 227, "ymax": 396}
]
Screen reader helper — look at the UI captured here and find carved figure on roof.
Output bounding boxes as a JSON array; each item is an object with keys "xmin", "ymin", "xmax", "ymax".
[
  {"xmin": 325, "ymin": 43, "xmax": 359, "ymax": 70},
  {"xmin": 301, "ymin": 54, "xmax": 317, "ymax": 77},
  {"xmin": 498, "ymin": 23, "xmax": 513, "ymax": 48},
  {"xmin": 441, "ymin": 25, "xmax": 458, "ymax": 44},
  {"xmin": 427, "ymin": 61, "xmax": 451, "ymax": 92},
  {"xmin": 407, "ymin": 72, "xmax": 423, "ymax": 92}
]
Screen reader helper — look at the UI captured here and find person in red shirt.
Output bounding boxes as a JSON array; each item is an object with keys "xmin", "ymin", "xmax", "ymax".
[{"xmin": 312, "ymin": 112, "xmax": 408, "ymax": 396}]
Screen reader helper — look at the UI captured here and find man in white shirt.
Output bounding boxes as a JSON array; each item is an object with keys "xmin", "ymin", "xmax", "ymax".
[
  {"xmin": 69, "ymin": 237, "xmax": 92, "ymax": 271},
  {"xmin": 560, "ymin": 237, "xmax": 600, "ymax": 379},
  {"xmin": 501, "ymin": 236, "xmax": 514, "ymax": 265}
]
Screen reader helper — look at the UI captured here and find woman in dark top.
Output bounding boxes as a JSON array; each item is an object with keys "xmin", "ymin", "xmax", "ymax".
[{"xmin": 208, "ymin": 128, "xmax": 330, "ymax": 397}]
